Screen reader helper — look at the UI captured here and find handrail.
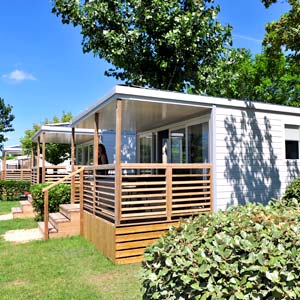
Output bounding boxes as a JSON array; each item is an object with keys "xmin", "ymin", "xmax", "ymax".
[
  {"xmin": 43, "ymin": 167, "xmax": 85, "ymax": 240},
  {"xmin": 42, "ymin": 167, "xmax": 84, "ymax": 192}
]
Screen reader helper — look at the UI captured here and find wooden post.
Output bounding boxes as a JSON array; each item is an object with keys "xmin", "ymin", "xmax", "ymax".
[
  {"xmin": 166, "ymin": 165, "xmax": 172, "ymax": 221},
  {"xmin": 42, "ymin": 132, "xmax": 46, "ymax": 183},
  {"xmin": 93, "ymin": 113, "xmax": 99, "ymax": 215},
  {"xmin": 94, "ymin": 113, "xmax": 99, "ymax": 165},
  {"xmin": 115, "ymin": 99, "xmax": 122, "ymax": 225},
  {"xmin": 71, "ymin": 127, "xmax": 75, "ymax": 203},
  {"xmin": 2, "ymin": 151, "xmax": 6, "ymax": 180},
  {"xmin": 31, "ymin": 142, "xmax": 34, "ymax": 169},
  {"xmin": 37, "ymin": 137, "xmax": 41, "ymax": 183},
  {"xmin": 80, "ymin": 168, "xmax": 84, "ymax": 236},
  {"xmin": 44, "ymin": 190, "xmax": 49, "ymax": 240}
]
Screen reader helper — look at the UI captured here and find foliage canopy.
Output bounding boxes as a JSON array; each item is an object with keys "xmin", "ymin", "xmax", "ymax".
[
  {"xmin": 0, "ymin": 97, "xmax": 14, "ymax": 151},
  {"xmin": 52, "ymin": 0, "xmax": 232, "ymax": 92}
]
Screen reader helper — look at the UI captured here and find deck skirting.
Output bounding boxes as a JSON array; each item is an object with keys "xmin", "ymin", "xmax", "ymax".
[{"xmin": 83, "ymin": 211, "xmax": 179, "ymax": 264}]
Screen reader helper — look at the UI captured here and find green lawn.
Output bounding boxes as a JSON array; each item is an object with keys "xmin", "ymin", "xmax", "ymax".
[
  {"xmin": 0, "ymin": 201, "xmax": 20, "ymax": 215},
  {"xmin": 0, "ymin": 218, "xmax": 142, "ymax": 300}
]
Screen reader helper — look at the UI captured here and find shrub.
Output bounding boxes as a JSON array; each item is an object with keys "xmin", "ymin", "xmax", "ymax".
[
  {"xmin": 142, "ymin": 203, "xmax": 300, "ymax": 300},
  {"xmin": 278, "ymin": 177, "xmax": 300, "ymax": 207},
  {"xmin": 30, "ymin": 183, "xmax": 71, "ymax": 221},
  {"xmin": 0, "ymin": 180, "xmax": 31, "ymax": 201}
]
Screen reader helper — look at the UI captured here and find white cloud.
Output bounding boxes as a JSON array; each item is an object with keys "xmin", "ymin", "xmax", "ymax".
[{"xmin": 2, "ymin": 69, "xmax": 36, "ymax": 83}]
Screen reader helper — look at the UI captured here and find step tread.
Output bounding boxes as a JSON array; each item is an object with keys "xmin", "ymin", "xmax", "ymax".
[
  {"xmin": 11, "ymin": 207, "xmax": 22, "ymax": 213},
  {"xmin": 60, "ymin": 204, "xmax": 80, "ymax": 212},
  {"xmin": 49, "ymin": 212, "xmax": 70, "ymax": 223},
  {"xmin": 19, "ymin": 200, "xmax": 31, "ymax": 206},
  {"xmin": 27, "ymin": 194, "xmax": 33, "ymax": 203},
  {"xmin": 38, "ymin": 221, "xmax": 58, "ymax": 233}
]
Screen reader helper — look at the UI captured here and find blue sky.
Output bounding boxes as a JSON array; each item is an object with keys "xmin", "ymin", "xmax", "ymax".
[{"xmin": 0, "ymin": 0, "xmax": 290, "ymax": 149}]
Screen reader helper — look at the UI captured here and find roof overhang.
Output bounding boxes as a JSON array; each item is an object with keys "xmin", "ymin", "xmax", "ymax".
[
  {"xmin": 71, "ymin": 85, "xmax": 212, "ymax": 132},
  {"xmin": 31, "ymin": 125, "xmax": 99, "ymax": 144},
  {"xmin": 3, "ymin": 145, "xmax": 23, "ymax": 155}
]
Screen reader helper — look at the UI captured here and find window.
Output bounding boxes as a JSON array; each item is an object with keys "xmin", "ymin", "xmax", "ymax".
[
  {"xmin": 188, "ymin": 123, "xmax": 209, "ymax": 163},
  {"xmin": 139, "ymin": 135, "xmax": 152, "ymax": 163},
  {"xmin": 171, "ymin": 128, "xmax": 186, "ymax": 163},
  {"xmin": 285, "ymin": 125, "xmax": 299, "ymax": 159}
]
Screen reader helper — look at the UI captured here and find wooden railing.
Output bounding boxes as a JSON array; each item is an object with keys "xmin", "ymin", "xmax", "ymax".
[
  {"xmin": 0, "ymin": 169, "xmax": 32, "ymax": 181},
  {"xmin": 82, "ymin": 163, "xmax": 213, "ymax": 226},
  {"xmin": 44, "ymin": 166, "xmax": 69, "ymax": 182},
  {"xmin": 42, "ymin": 167, "xmax": 85, "ymax": 240}
]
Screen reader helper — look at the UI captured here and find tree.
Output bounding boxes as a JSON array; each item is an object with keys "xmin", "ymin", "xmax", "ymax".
[
  {"xmin": 261, "ymin": 0, "xmax": 300, "ymax": 62},
  {"xmin": 20, "ymin": 112, "xmax": 72, "ymax": 165},
  {"xmin": 203, "ymin": 48, "xmax": 300, "ymax": 106},
  {"xmin": 0, "ymin": 97, "xmax": 14, "ymax": 151},
  {"xmin": 52, "ymin": 0, "xmax": 232, "ymax": 92}
]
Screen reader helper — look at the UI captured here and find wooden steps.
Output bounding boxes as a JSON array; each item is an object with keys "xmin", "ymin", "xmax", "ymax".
[
  {"xmin": 38, "ymin": 203, "xmax": 80, "ymax": 238},
  {"xmin": 12, "ymin": 196, "xmax": 36, "ymax": 219}
]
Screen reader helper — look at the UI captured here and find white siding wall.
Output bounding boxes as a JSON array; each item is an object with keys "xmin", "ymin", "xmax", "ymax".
[{"xmin": 214, "ymin": 106, "xmax": 300, "ymax": 211}]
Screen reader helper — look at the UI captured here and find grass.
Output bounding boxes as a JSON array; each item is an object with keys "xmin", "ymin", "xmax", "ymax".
[
  {"xmin": 0, "ymin": 201, "xmax": 20, "ymax": 215},
  {"xmin": 0, "ymin": 218, "xmax": 142, "ymax": 300}
]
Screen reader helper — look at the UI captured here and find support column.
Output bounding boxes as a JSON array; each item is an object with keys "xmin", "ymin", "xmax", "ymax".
[
  {"xmin": 93, "ymin": 113, "xmax": 99, "ymax": 215},
  {"xmin": 94, "ymin": 113, "xmax": 99, "ymax": 165},
  {"xmin": 2, "ymin": 151, "xmax": 6, "ymax": 180},
  {"xmin": 31, "ymin": 142, "xmax": 35, "ymax": 168},
  {"xmin": 37, "ymin": 137, "xmax": 41, "ymax": 183},
  {"xmin": 71, "ymin": 127, "xmax": 75, "ymax": 203},
  {"xmin": 42, "ymin": 132, "xmax": 46, "ymax": 183},
  {"xmin": 115, "ymin": 99, "xmax": 122, "ymax": 226}
]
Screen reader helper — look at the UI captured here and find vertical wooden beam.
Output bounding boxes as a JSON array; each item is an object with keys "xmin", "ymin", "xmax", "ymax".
[
  {"xmin": 94, "ymin": 113, "xmax": 99, "ymax": 165},
  {"xmin": 71, "ymin": 127, "xmax": 75, "ymax": 203},
  {"xmin": 80, "ymin": 168, "xmax": 84, "ymax": 236},
  {"xmin": 93, "ymin": 113, "xmax": 99, "ymax": 215},
  {"xmin": 42, "ymin": 132, "xmax": 46, "ymax": 183},
  {"xmin": 2, "ymin": 151, "xmax": 6, "ymax": 180},
  {"xmin": 37, "ymin": 137, "xmax": 41, "ymax": 184},
  {"xmin": 115, "ymin": 99, "xmax": 122, "ymax": 226},
  {"xmin": 44, "ymin": 190, "xmax": 49, "ymax": 240},
  {"xmin": 31, "ymin": 142, "xmax": 35, "ymax": 168},
  {"xmin": 166, "ymin": 165, "xmax": 172, "ymax": 221}
]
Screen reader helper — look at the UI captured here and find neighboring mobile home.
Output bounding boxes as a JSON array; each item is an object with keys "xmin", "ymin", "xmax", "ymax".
[{"xmin": 37, "ymin": 85, "xmax": 300, "ymax": 263}]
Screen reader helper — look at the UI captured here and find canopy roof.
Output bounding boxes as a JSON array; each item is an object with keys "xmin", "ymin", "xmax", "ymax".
[
  {"xmin": 31, "ymin": 125, "xmax": 99, "ymax": 144},
  {"xmin": 3, "ymin": 145, "xmax": 23, "ymax": 155},
  {"xmin": 71, "ymin": 85, "xmax": 300, "ymax": 132}
]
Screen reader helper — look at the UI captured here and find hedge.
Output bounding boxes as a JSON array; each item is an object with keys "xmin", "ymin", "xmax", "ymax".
[
  {"xmin": 142, "ymin": 203, "xmax": 300, "ymax": 300},
  {"xmin": 30, "ymin": 183, "xmax": 71, "ymax": 221},
  {"xmin": 0, "ymin": 180, "xmax": 31, "ymax": 201}
]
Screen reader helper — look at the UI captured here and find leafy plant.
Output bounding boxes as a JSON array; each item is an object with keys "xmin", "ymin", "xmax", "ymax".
[
  {"xmin": 142, "ymin": 203, "xmax": 300, "ymax": 299},
  {"xmin": 0, "ymin": 180, "xmax": 31, "ymax": 201},
  {"xmin": 30, "ymin": 183, "xmax": 71, "ymax": 220}
]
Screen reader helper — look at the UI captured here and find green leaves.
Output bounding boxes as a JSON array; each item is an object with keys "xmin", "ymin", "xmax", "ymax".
[
  {"xmin": 52, "ymin": 0, "xmax": 231, "ymax": 92},
  {"xmin": 142, "ymin": 203, "xmax": 300, "ymax": 299},
  {"xmin": 0, "ymin": 97, "xmax": 14, "ymax": 151},
  {"xmin": 0, "ymin": 180, "xmax": 30, "ymax": 201},
  {"xmin": 31, "ymin": 183, "xmax": 71, "ymax": 221}
]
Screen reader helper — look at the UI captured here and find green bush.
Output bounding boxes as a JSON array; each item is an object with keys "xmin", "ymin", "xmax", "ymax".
[
  {"xmin": 142, "ymin": 203, "xmax": 300, "ymax": 300},
  {"xmin": 30, "ymin": 183, "xmax": 71, "ymax": 221},
  {"xmin": 278, "ymin": 177, "xmax": 300, "ymax": 207},
  {"xmin": 0, "ymin": 180, "xmax": 31, "ymax": 201}
]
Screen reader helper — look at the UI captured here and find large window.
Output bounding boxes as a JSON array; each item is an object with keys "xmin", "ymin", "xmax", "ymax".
[
  {"xmin": 139, "ymin": 135, "xmax": 152, "ymax": 163},
  {"xmin": 171, "ymin": 128, "xmax": 186, "ymax": 163},
  {"xmin": 285, "ymin": 125, "xmax": 299, "ymax": 159},
  {"xmin": 188, "ymin": 123, "xmax": 209, "ymax": 163}
]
